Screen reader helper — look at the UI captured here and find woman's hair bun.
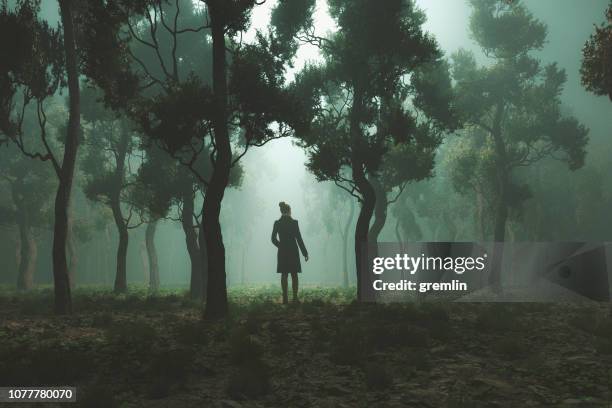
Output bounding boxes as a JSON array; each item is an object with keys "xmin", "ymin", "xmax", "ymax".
[{"xmin": 279, "ymin": 201, "xmax": 290, "ymax": 213}]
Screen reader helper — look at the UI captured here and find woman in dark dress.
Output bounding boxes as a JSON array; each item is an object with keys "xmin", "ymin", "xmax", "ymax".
[{"xmin": 271, "ymin": 202, "xmax": 308, "ymax": 304}]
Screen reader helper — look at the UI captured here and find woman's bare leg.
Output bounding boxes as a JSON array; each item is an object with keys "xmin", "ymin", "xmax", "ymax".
[
  {"xmin": 291, "ymin": 272, "xmax": 299, "ymax": 302},
  {"xmin": 281, "ymin": 273, "xmax": 288, "ymax": 304}
]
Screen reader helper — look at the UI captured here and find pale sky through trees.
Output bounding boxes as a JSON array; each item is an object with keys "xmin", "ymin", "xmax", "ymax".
[{"xmin": 14, "ymin": 0, "xmax": 612, "ymax": 286}]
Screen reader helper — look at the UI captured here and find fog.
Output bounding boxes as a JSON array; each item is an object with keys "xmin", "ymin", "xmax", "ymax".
[{"xmin": 1, "ymin": 0, "xmax": 610, "ymax": 290}]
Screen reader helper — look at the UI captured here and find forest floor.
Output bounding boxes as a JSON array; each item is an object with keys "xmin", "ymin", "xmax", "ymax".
[{"xmin": 0, "ymin": 285, "xmax": 611, "ymax": 408}]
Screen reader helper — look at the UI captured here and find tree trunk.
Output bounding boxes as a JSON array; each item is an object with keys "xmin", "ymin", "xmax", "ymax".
[
  {"xmin": 476, "ymin": 188, "xmax": 486, "ymax": 240},
  {"xmin": 67, "ymin": 216, "xmax": 77, "ymax": 288},
  {"xmin": 490, "ymin": 102, "xmax": 508, "ymax": 291},
  {"xmin": 182, "ymin": 188, "xmax": 203, "ymax": 299},
  {"xmin": 53, "ymin": 0, "xmax": 80, "ymax": 314},
  {"xmin": 394, "ymin": 218, "xmax": 405, "ymax": 280},
  {"xmin": 203, "ymin": 4, "xmax": 231, "ymax": 319},
  {"xmin": 394, "ymin": 218, "xmax": 402, "ymax": 245},
  {"xmin": 140, "ymin": 241, "xmax": 149, "ymax": 284},
  {"xmin": 368, "ymin": 177, "xmax": 388, "ymax": 244},
  {"xmin": 104, "ymin": 224, "xmax": 112, "ymax": 285},
  {"xmin": 349, "ymin": 84, "xmax": 376, "ymax": 301},
  {"xmin": 111, "ymin": 199, "xmax": 128, "ymax": 293},
  {"xmin": 110, "ymin": 121, "xmax": 130, "ymax": 293},
  {"xmin": 490, "ymin": 193, "xmax": 507, "ymax": 292},
  {"xmin": 146, "ymin": 221, "xmax": 160, "ymax": 292},
  {"xmin": 493, "ymin": 186, "xmax": 508, "ymax": 242},
  {"xmin": 14, "ymin": 229, "xmax": 21, "ymax": 279},
  {"xmin": 199, "ymin": 224, "xmax": 208, "ymax": 297},
  {"xmin": 341, "ymin": 200, "xmax": 355, "ymax": 288},
  {"xmin": 16, "ymin": 211, "xmax": 36, "ymax": 291}
]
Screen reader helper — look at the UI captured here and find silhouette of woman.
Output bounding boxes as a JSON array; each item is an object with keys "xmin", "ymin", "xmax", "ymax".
[{"xmin": 271, "ymin": 202, "xmax": 308, "ymax": 304}]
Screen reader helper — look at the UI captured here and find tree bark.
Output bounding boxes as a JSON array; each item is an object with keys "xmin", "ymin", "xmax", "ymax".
[
  {"xmin": 111, "ymin": 199, "xmax": 128, "ymax": 292},
  {"xmin": 368, "ymin": 177, "xmax": 388, "ymax": 244},
  {"xmin": 203, "ymin": 3, "xmax": 231, "ymax": 319},
  {"xmin": 182, "ymin": 188, "xmax": 204, "ymax": 299},
  {"xmin": 349, "ymin": 84, "xmax": 376, "ymax": 301},
  {"xmin": 53, "ymin": 0, "xmax": 80, "ymax": 314},
  {"xmin": 110, "ymin": 122, "xmax": 130, "ymax": 293},
  {"xmin": 146, "ymin": 221, "xmax": 160, "ymax": 292},
  {"xmin": 199, "ymin": 223, "xmax": 208, "ymax": 298},
  {"xmin": 341, "ymin": 199, "xmax": 355, "ymax": 288}
]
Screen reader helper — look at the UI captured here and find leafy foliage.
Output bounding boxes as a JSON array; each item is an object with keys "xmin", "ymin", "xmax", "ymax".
[
  {"xmin": 0, "ymin": 142, "xmax": 55, "ymax": 228},
  {"xmin": 298, "ymin": 0, "xmax": 458, "ymax": 201},
  {"xmin": 450, "ymin": 0, "xmax": 589, "ymax": 239},
  {"xmin": 0, "ymin": 0, "xmax": 63, "ymax": 155},
  {"xmin": 581, "ymin": 1, "xmax": 612, "ymax": 100},
  {"xmin": 81, "ymin": 87, "xmax": 137, "ymax": 208}
]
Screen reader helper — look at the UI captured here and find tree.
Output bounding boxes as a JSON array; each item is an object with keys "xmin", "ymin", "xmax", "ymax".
[
  {"xmin": 0, "ymin": 142, "xmax": 55, "ymax": 290},
  {"xmin": 336, "ymin": 191, "xmax": 355, "ymax": 288},
  {"xmin": 581, "ymin": 1, "xmax": 612, "ymax": 100},
  {"xmin": 54, "ymin": 0, "xmax": 81, "ymax": 313},
  {"xmin": 298, "ymin": 0, "xmax": 455, "ymax": 299},
  {"xmin": 131, "ymin": 143, "xmax": 218, "ymax": 298},
  {"xmin": 453, "ymin": 0, "xmax": 589, "ymax": 287},
  {"xmin": 391, "ymin": 192, "xmax": 423, "ymax": 244},
  {"xmin": 81, "ymin": 87, "xmax": 141, "ymax": 293},
  {"xmin": 0, "ymin": 0, "xmax": 82, "ymax": 313},
  {"xmin": 318, "ymin": 184, "xmax": 356, "ymax": 287},
  {"xmin": 82, "ymin": 0, "xmax": 316, "ymax": 318},
  {"xmin": 129, "ymin": 145, "xmax": 174, "ymax": 293},
  {"xmin": 445, "ymin": 129, "xmax": 497, "ymax": 240}
]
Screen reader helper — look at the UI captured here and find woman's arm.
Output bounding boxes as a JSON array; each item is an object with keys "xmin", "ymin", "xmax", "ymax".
[
  {"xmin": 295, "ymin": 221, "xmax": 308, "ymax": 259},
  {"xmin": 271, "ymin": 221, "xmax": 280, "ymax": 247}
]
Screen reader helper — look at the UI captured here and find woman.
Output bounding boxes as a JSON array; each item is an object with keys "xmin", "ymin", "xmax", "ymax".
[{"xmin": 271, "ymin": 202, "xmax": 309, "ymax": 304}]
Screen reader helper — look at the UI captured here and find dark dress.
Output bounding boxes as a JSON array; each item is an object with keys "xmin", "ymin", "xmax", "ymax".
[{"xmin": 271, "ymin": 215, "xmax": 308, "ymax": 274}]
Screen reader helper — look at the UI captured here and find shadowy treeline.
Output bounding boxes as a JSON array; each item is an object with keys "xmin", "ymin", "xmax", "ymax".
[{"xmin": 0, "ymin": 0, "xmax": 610, "ymax": 317}]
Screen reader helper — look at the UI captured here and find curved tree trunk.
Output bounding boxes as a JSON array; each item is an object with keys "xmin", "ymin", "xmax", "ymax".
[
  {"xmin": 53, "ymin": 0, "xmax": 80, "ymax": 314},
  {"xmin": 182, "ymin": 188, "xmax": 203, "ymax": 299},
  {"xmin": 204, "ymin": 6, "xmax": 231, "ymax": 319},
  {"xmin": 341, "ymin": 200, "xmax": 355, "ymax": 288},
  {"xmin": 368, "ymin": 177, "xmax": 388, "ymax": 244},
  {"xmin": 111, "ymin": 199, "xmax": 128, "ymax": 293},
  {"xmin": 146, "ymin": 221, "xmax": 160, "ymax": 292},
  {"xmin": 110, "ymin": 119, "xmax": 130, "ymax": 293},
  {"xmin": 350, "ymin": 84, "xmax": 376, "ymax": 301}
]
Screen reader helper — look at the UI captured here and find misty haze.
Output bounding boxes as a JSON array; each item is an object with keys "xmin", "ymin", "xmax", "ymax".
[{"xmin": 0, "ymin": 0, "xmax": 611, "ymax": 406}]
